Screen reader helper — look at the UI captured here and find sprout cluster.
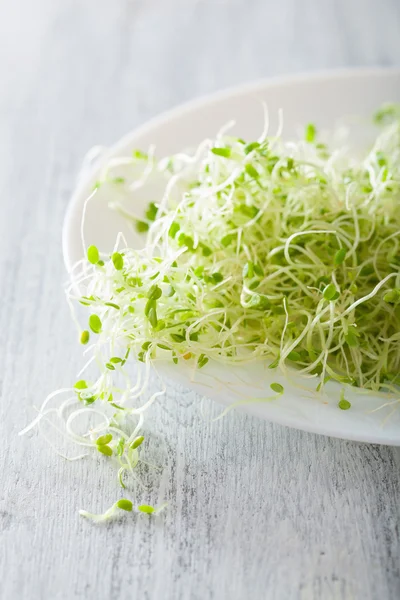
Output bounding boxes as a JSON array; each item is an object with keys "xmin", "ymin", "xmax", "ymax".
[{"xmin": 22, "ymin": 104, "xmax": 400, "ymax": 520}]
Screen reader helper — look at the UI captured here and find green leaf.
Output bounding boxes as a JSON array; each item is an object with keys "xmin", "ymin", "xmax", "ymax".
[
  {"xmin": 244, "ymin": 141, "xmax": 260, "ymax": 155},
  {"xmin": 147, "ymin": 285, "xmax": 162, "ymax": 300},
  {"xmin": 112, "ymin": 176, "xmax": 125, "ymax": 185},
  {"xmin": 373, "ymin": 103, "xmax": 400, "ymax": 125},
  {"xmin": 211, "ymin": 147, "xmax": 231, "ymax": 158},
  {"xmin": 87, "ymin": 245, "xmax": 100, "ymax": 265},
  {"xmin": 165, "ymin": 285, "xmax": 175, "ymax": 297},
  {"xmin": 212, "ymin": 272, "xmax": 223, "ymax": 284},
  {"xmin": 112, "ymin": 252, "xmax": 124, "ymax": 271},
  {"xmin": 138, "ymin": 504, "xmax": 155, "ymax": 514},
  {"xmin": 201, "ymin": 244, "xmax": 212, "ymax": 257},
  {"xmin": 130, "ymin": 436, "xmax": 144, "ymax": 450},
  {"xmin": 117, "ymin": 499, "xmax": 133, "ymax": 512},
  {"xmin": 253, "ymin": 263, "xmax": 263, "ymax": 277},
  {"xmin": 287, "ymin": 351, "xmax": 301, "ymax": 362},
  {"xmin": 80, "ymin": 330, "xmax": 90, "ymax": 345},
  {"xmin": 360, "ymin": 264, "xmax": 374, "ymax": 277},
  {"xmin": 323, "ymin": 283, "xmax": 339, "ymax": 301},
  {"xmin": 197, "ymin": 354, "xmax": 209, "ymax": 369},
  {"xmin": 177, "ymin": 233, "xmax": 194, "ymax": 250},
  {"xmin": 105, "ymin": 302, "xmax": 120, "ymax": 310},
  {"xmin": 132, "ymin": 149, "xmax": 148, "ymax": 160},
  {"xmin": 96, "ymin": 434, "xmax": 112, "ymax": 446},
  {"xmin": 110, "ymin": 357, "xmax": 123, "ymax": 364},
  {"xmin": 305, "ymin": 123, "xmax": 316, "ymax": 143},
  {"xmin": 270, "ymin": 383, "xmax": 284, "ymax": 394},
  {"xmin": 144, "ymin": 298, "xmax": 156, "ymax": 317},
  {"xmin": 376, "ymin": 151, "xmax": 386, "ymax": 167},
  {"xmin": 89, "ymin": 314, "xmax": 102, "ymax": 334},
  {"xmin": 221, "ymin": 233, "xmax": 235, "ymax": 247},
  {"xmin": 285, "ymin": 159, "xmax": 295, "ymax": 173},
  {"xmin": 97, "ymin": 444, "xmax": 113, "ymax": 457},
  {"xmin": 345, "ymin": 327, "xmax": 359, "ymax": 347},
  {"xmin": 170, "ymin": 333, "xmax": 185, "ymax": 343},
  {"xmin": 383, "ymin": 289, "xmax": 400, "ymax": 303},
  {"xmin": 135, "ymin": 220, "xmax": 149, "ymax": 233},
  {"xmin": 243, "ymin": 261, "xmax": 254, "ymax": 279},
  {"xmin": 82, "ymin": 395, "xmax": 96, "ymax": 405},
  {"xmin": 74, "ymin": 380, "xmax": 88, "ymax": 390},
  {"xmin": 148, "ymin": 307, "xmax": 158, "ymax": 328},
  {"xmin": 245, "ymin": 164, "xmax": 259, "ymax": 179},
  {"xmin": 145, "ymin": 202, "xmax": 158, "ymax": 221},
  {"xmin": 338, "ymin": 399, "xmax": 351, "ymax": 410},
  {"xmin": 334, "ymin": 248, "xmax": 346, "ymax": 265},
  {"xmin": 237, "ymin": 204, "xmax": 259, "ymax": 219},
  {"xmin": 168, "ymin": 222, "xmax": 180, "ymax": 238},
  {"xmin": 193, "ymin": 266, "xmax": 204, "ymax": 278},
  {"xmin": 116, "ymin": 438, "xmax": 125, "ymax": 456}
]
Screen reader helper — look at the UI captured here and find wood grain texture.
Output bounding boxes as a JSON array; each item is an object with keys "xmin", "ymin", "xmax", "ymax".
[{"xmin": 1, "ymin": 0, "xmax": 400, "ymax": 598}]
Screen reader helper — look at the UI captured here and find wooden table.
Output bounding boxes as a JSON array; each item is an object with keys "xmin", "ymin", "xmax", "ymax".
[{"xmin": 1, "ymin": 1, "xmax": 399, "ymax": 598}]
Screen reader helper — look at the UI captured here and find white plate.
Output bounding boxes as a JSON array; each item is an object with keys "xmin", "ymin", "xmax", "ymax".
[{"xmin": 63, "ymin": 68, "xmax": 400, "ymax": 445}]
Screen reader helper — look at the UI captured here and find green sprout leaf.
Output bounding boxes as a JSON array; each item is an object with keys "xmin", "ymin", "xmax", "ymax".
[
  {"xmin": 96, "ymin": 434, "xmax": 112, "ymax": 446},
  {"xmin": 87, "ymin": 245, "xmax": 100, "ymax": 265},
  {"xmin": 135, "ymin": 220, "xmax": 149, "ymax": 233},
  {"xmin": 116, "ymin": 438, "xmax": 125, "ymax": 457},
  {"xmin": 130, "ymin": 436, "xmax": 145, "ymax": 450},
  {"xmin": 270, "ymin": 383, "xmax": 284, "ymax": 394},
  {"xmin": 74, "ymin": 380, "xmax": 88, "ymax": 390},
  {"xmin": 147, "ymin": 285, "xmax": 162, "ymax": 300},
  {"xmin": 148, "ymin": 307, "xmax": 158, "ymax": 328},
  {"xmin": 305, "ymin": 123, "xmax": 316, "ymax": 143},
  {"xmin": 383, "ymin": 289, "xmax": 400, "ymax": 303},
  {"xmin": 197, "ymin": 354, "xmax": 209, "ymax": 369},
  {"xmin": 97, "ymin": 444, "xmax": 113, "ymax": 457},
  {"xmin": 80, "ymin": 330, "xmax": 90, "ymax": 345},
  {"xmin": 211, "ymin": 147, "xmax": 231, "ymax": 158},
  {"xmin": 268, "ymin": 357, "xmax": 280, "ymax": 369},
  {"xmin": 334, "ymin": 248, "xmax": 346, "ymax": 265},
  {"xmin": 89, "ymin": 314, "xmax": 102, "ymax": 334},
  {"xmin": 138, "ymin": 505, "xmax": 155, "ymax": 514},
  {"xmin": 244, "ymin": 141, "xmax": 260, "ymax": 154},
  {"xmin": 105, "ymin": 302, "xmax": 120, "ymax": 310},
  {"xmin": 338, "ymin": 389, "xmax": 351, "ymax": 410},
  {"xmin": 323, "ymin": 283, "xmax": 339, "ymax": 301},
  {"xmin": 245, "ymin": 164, "xmax": 259, "ymax": 179},
  {"xmin": 116, "ymin": 499, "xmax": 133, "ymax": 512},
  {"xmin": 345, "ymin": 327, "xmax": 359, "ymax": 347},
  {"xmin": 373, "ymin": 103, "xmax": 400, "ymax": 124},
  {"xmin": 112, "ymin": 252, "xmax": 124, "ymax": 271},
  {"xmin": 338, "ymin": 398, "xmax": 351, "ymax": 410},
  {"xmin": 168, "ymin": 222, "xmax": 180, "ymax": 238},
  {"xmin": 145, "ymin": 202, "xmax": 158, "ymax": 222}
]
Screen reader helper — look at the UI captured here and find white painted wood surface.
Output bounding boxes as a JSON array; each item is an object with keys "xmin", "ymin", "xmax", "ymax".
[{"xmin": 1, "ymin": 1, "xmax": 400, "ymax": 598}]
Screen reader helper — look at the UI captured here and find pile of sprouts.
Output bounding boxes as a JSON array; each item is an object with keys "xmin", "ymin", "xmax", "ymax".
[{"xmin": 21, "ymin": 104, "xmax": 400, "ymax": 521}]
